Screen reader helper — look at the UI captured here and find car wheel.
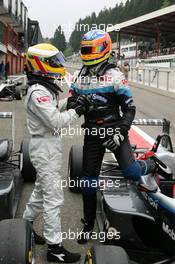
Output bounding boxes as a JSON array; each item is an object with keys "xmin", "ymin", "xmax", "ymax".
[
  {"xmin": 68, "ymin": 145, "xmax": 83, "ymax": 192},
  {"xmin": 21, "ymin": 139, "xmax": 36, "ymax": 182},
  {"xmin": 15, "ymin": 86, "xmax": 23, "ymax": 100},
  {"xmin": 84, "ymin": 245, "xmax": 130, "ymax": 264},
  {"xmin": 0, "ymin": 219, "xmax": 35, "ymax": 264}
]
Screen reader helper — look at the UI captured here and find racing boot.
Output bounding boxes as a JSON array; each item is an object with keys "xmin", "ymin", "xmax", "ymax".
[
  {"xmin": 77, "ymin": 218, "xmax": 94, "ymax": 244},
  {"xmin": 47, "ymin": 243, "xmax": 81, "ymax": 263},
  {"xmin": 138, "ymin": 156, "xmax": 172, "ymax": 192},
  {"xmin": 138, "ymin": 183, "xmax": 158, "ymax": 193},
  {"xmin": 77, "ymin": 194, "xmax": 96, "ymax": 244},
  {"xmin": 137, "ymin": 159, "xmax": 158, "ymax": 192}
]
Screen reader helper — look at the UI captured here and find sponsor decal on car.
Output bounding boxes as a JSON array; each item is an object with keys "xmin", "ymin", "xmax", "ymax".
[
  {"xmin": 146, "ymin": 194, "xmax": 158, "ymax": 210},
  {"xmin": 162, "ymin": 222, "xmax": 175, "ymax": 240}
]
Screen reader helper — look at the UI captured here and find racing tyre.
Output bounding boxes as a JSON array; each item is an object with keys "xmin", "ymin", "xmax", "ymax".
[
  {"xmin": 15, "ymin": 86, "xmax": 23, "ymax": 100},
  {"xmin": 68, "ymin": 145, "xmax": 83, "ymax": 192},
  {"xmin": 0, "ymin": 219, "xmax": 35, "ymax": 264},
  {"xmin": 21, "ymin": 139, "xmax": 36, "ymax": 182},
  {"xmin": 84, "ymin": 245, "xmax": 130, "ymax": 264}
]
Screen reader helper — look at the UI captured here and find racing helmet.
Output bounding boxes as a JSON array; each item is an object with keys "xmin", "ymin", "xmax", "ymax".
[
  {"xmin": 80, "ymin": 30, "xmax": 112, "ymax": 66},
  {"xmin": 26, "ymin": 43, "xmax": 66, "ymax": 79}
]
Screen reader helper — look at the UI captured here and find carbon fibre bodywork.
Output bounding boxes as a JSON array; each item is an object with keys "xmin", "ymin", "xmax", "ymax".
[
  {"xmin": 96, "ymin": 142, "xmax": 175, "ymax": 263},
  {"xmin": 0, "ymin": 112, "xmax": 23, "ymax": 220}
]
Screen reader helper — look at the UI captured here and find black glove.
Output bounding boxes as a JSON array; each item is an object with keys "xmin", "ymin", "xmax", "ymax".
[
  {"xmin": 73, "ymin": 95, "xmax": 91, "ymax": 116},
  {"xmin": 102, "ymin": 127, "xmax": 126, "ymax": 152},
  {"xmin": 67, "ymin": 96, "xmax": 77, "ymax": 110}
]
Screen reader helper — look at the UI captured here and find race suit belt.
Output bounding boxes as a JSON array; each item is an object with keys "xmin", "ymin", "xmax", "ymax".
[{"xmin": 87, "ymin": 114, "xmax": 118, "ymax": 125}]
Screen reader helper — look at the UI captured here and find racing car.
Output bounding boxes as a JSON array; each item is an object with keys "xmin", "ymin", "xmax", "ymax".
[
  {"xmin": 68, "ymin": 118, "xmax": 175, "ymax": 264},
  {"xmin": 0, "ymin": 78, "xmax": 24, "ymax": 101},
  {"xmin": 0, "ymin": 112, "xmax": 36, "ymax": 264}
]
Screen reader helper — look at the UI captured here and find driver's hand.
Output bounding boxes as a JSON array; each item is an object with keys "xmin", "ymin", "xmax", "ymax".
[
  {"xmin": 73, "ymin": 95, "xmax": 91, "ymax": 116},
  {"xmin": 103, "ymin": 132, "xmax": 124, "ymax": 152}
]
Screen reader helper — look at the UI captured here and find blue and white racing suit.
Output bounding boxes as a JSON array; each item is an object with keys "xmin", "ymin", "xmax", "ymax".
[{"xmin": 68, "ymin": 62, "xmax": 154, "ymax": 224}]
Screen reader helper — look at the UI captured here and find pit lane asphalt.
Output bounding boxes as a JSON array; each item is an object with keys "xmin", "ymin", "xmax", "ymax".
[{"xmin": 0, "ymin": 72, "xmax": 175, "ymax": 264}]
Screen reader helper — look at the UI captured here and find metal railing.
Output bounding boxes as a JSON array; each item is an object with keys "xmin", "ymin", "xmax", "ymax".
[
  {"xmin": 129, "ymin": 67, "xmax": 175, "ymax": 92},
  {"xmin": 65, "ymin": 62, "xmax": 175, "ymax": 93}
]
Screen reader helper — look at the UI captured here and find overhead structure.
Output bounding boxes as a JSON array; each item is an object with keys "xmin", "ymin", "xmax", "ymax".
[
  {"xmin": 0, "ymin": 0, "xmax": 28, "ymax": 74},
  {"xmin": 28, "ymin": 19, "xmax": 43, "ymax": 47},
  {"xmin": 0, "ymin": 0, "xmax": 43, "ymax": 74},
  {"xmin": 107, "ymin": 5, "xmax": 175, "ymax": 58}
]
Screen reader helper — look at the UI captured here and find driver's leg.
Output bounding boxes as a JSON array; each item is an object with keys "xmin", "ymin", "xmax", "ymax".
[
  {"xmin": 114, "ymin": 137, "xmax": 157, "ymax": 181},
  {"xmin": 78, "ymin": 133, "xmax": 105, "ymax": 244}
]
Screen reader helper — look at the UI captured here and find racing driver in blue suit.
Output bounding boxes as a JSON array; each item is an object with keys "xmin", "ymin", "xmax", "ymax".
[{"xmin": 67, "ymin": 30, "xmax": 166, "ymax": 244}]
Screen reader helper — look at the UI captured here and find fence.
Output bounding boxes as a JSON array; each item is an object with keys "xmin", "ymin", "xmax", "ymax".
[
  {"xmin": 129, "ymin": 67, "xmax": 175, "ymax": 92},
  {"xmin": 65, "ymin": 61, "xmax": 175, "ymax": 95}
]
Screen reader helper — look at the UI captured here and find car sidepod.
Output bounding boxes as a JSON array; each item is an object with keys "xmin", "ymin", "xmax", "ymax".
[{"xmin": 96, "ymin": 183, "xmax": 169, "ymax": 263}]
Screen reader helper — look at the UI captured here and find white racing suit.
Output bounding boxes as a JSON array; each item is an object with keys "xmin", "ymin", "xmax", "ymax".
[{"xmin": 23, "ymin": 83, "xmax": 79, "ymax": 245}]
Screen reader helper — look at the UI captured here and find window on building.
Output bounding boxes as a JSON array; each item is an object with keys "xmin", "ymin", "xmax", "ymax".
[{"xmin": 0, "ymin": 22, "xmax": 6, "ymax": 45}]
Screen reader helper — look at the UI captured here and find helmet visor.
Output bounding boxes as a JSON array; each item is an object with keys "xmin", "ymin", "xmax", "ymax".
[
  {"xmin": 81, "ymin": 44, "xmax": 106, "ymax": 55},
  {"xmin": 47, "ymin": 51, "xmax": 66, "ymax": 68}
]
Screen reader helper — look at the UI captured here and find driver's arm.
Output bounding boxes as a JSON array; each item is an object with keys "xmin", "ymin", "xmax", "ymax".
[
  {"xmin": 59, "ymin": 98, "xmax": 68, "ymax": 112},
  {"xmin": 67, "ymin": 84, "xmax": 79, "ymax": 110},
  {"xmin": 118, "ymin": 91, "xmax": 136, "ymax": 131},
  {"xmin": 29, "ymin": 89, "xmax": 79, "ymax": 130},
  {"xmin": 112, "ymin": 70, "xmax": 136, "ymax": 133}
]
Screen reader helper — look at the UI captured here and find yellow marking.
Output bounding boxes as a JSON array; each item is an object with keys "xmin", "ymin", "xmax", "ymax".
[
  {"xmin": 87, "ymin": 250, "xmax": 93, "ymax": 264},
  {"xmin": 28, "ymin": 251, "xmax": 32, "ymax": 263}
]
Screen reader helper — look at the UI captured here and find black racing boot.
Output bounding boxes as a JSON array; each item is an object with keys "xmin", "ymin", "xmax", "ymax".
[
  {"xmin": 47, "ymin": 244, "xmax": 81, "ymax": 263},
  {"xmin": 77, "ymin": 218, "xmax": 94, "ymax": 244},
  {"xmin": 77, "ymin": 194, "xmax": 96, "ymax": 244}
]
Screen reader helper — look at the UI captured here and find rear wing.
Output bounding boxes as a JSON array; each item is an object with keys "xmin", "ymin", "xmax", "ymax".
[
  {"xmin": 132, "ymin": 118, "xmax": 170, "ymax": 135},
  {"xmin": 132, "ymin": 118, "xmax": 170, "ymax": 149},
  {"xmin": 0, "ymin": 112, "xmax": 15, "ymax": 150}
]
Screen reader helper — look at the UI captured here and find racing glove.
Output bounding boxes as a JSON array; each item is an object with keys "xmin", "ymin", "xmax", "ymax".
[
  {"xmin": 67, "ymin": 93, "xmax": 78, "ymax": 110},
  {"xmin": 73, "ymin": 95, "xmax": 91, "ymax": 116},
  {"xmin": 103, "ymin": 130, "xmax": 125, "ymax": 152}
]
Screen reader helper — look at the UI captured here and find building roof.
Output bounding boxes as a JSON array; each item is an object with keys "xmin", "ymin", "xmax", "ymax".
[{"xmin": 107, "ymin": 5, "xmax": 175, "ymax": 38}]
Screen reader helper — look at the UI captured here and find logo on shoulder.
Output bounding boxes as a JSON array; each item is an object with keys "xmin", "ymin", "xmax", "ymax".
[
  {"xmin": 37, "ymin": 96, "xmax": 51, "ymax": 103},
  {"xmin": 121, "ymin": 79, "xmax": 128, "ymax": 86}
]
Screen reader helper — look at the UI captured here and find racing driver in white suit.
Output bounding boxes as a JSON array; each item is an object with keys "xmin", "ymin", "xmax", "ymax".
[{"xmin": 23, "ymin": 43, "xmax": 88, "ymax": 263}]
